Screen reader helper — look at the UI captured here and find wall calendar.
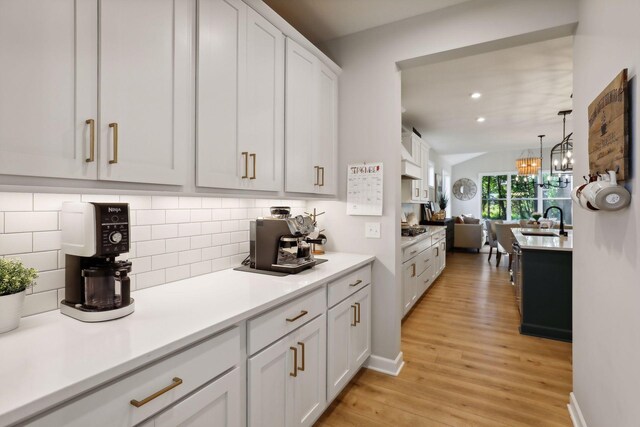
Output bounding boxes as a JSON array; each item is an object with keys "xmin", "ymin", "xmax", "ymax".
[{"xmin": 347, "ymin": 162, "xmax": 383, "ymax": 216}]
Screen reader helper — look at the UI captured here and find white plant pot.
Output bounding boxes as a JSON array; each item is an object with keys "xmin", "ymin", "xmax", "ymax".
[{"xmin": 0, "ymin": 290, "xmax": 26, "ymax": 334}]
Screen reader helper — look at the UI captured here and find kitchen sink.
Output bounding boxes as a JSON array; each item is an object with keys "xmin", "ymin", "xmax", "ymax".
[{"xmin": 520, "ymin": 231, "xmax": 559, "ymax": 237}]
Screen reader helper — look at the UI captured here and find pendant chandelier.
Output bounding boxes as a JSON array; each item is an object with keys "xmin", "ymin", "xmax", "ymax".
[
  {"xmin": 550, "ymin": 110, "xmax": 574, "ymax": 173},
  {"xmin": 516, "ymin": 152, "xmax": 541, "ymax": 176}
]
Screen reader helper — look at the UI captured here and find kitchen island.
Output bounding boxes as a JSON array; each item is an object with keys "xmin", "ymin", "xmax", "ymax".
[{"xmin": 512, "ymin": 229, "xmax": 573, "ymax": 342}]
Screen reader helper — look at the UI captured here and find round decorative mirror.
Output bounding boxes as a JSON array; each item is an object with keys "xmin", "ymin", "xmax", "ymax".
[{"xmin": 452, "ymin": 178, "xmax": 477, "ymax": 201}]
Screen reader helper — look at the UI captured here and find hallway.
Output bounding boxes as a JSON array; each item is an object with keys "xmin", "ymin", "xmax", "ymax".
[{"xmin": 316, "ymin": 252, "xmax": 573, "ymax": 426}]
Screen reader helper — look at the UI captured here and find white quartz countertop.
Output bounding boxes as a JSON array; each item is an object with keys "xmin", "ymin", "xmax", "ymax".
[
  {"xmin": 0, "ymin": 252, "xmax": 374, "ymax": 426},
  {"xmin": 401, "ymin": 225, "xmax": 446, "ymax": 249},
  {"xmin": 512, "ymin": 228, "xmax": 573, "ymax": 252}
]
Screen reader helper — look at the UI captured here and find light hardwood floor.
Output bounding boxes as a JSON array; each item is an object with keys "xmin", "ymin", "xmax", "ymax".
[{"xmin": 316, "ymin": 251, "xmax": 573, "ymax": 426}]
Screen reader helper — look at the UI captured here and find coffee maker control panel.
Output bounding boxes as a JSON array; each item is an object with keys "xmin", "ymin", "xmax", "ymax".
[{"xmin": 95, "ymin": 203, "xmax": 130, "ymax": 256}]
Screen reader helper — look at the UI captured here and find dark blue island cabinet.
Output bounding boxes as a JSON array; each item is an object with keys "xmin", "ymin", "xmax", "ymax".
[{"xmin": 519, "ymin": 248, "xmax": 572, "ymax": 342}]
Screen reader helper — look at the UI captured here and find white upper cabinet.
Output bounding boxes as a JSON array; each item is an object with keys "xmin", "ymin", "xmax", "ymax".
[
  {"xmin": 285, "ymin": 38, "xmax": 339, "ymax": 196},
  {"xmin": 0, "ymin": 0, "xmax": 97, "ymax": 180},
  {"xmin": 197, "ymin": 0, "xmax": 284, "ymax": 191},
  {"xmin": 99, "ymin": 0, "xmax": 190, "ymax": 185}
]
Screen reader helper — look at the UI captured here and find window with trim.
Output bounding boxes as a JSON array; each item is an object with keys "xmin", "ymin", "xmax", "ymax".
[{"xmin": 480, "ymin": 173, "xmax": 573, "ymax": 223}]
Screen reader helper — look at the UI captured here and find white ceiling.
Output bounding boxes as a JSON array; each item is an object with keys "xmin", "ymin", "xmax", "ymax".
[
  {"xmin": 402, "ymin": 36, "xmax": 574, "ymax": 157},
  {"xmin": 263, "ymin": 0, "xmax": 469, "ymax": 43}
]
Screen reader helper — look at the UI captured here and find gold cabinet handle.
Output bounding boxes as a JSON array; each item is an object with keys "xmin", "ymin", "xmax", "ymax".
[
  {"xmin": 349, "ymin": 279, "xmax": 362, "ymax": 287},
  {"xmin": 415, "ymin": 188, "xmax": 419, "ymax": 197},
  {"xmin": 286, "ymin": 310, "xmax": 308, "ymax": 322},
  {"xmin": 108, "ymin": 123, "xmax": 118, "ymax": 164},
  {"xmin": 412, "ymin": 263, "xmax": 416, "ymax": 277},
  {"xmin": 319, "ymin": 167, "xmax": 325, "ymax": 187},
  {"xmin": 314, "ymin": 166, "xmax": 320, "ymax": 185},
  {"xmin": 355, "ymin": 302, "xmax": 361, "ymax": 324},
  {"xmin": 424, "ymin": 189, "xmax": 428, "ymax": 198},
  {"xmin": 241, "ymin": 152, "xmax": 249, "ymax": 179},
  {"xmin": 297, "ymin": 341, "xmax": 305, "ymax": 371},
  {"xmin": 351, "ymin": 305, "xmax": 357, "ymax": 326},
  {"xmin": 250, "ymin": 153, "xmax": 256, "ymax": 179},
  {"xmin": 130, "ymin": 377, "xmax": 183, "ymax": 408},
  {"xmin": 289, "ymin": 346, "xmax": 298, "ymax": 377},
  {"xmin": 85, "ymin": 119, "xmax": 95, "ymax": 163}
]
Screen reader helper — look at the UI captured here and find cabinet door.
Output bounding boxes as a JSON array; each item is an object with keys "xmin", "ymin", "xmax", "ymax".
[
  {"xmin": 350, "ymin": 286, "xmax": 371, "ymax": 370},
  {"xmin": 152, "ymin": 368, "xmax": 242, "ymax": 427},
  {"xmin": 314, "ymin": 62, "xmax": 338, "ymax": 195},
  {"xmin": 285, "ymin": 38, "xmax": 316, "ymax": 194},
  {"xmin": 402, "ymin": 261, "xmax": 417, "ymax": 315},
  {"xmin": 0, "ymin": 0, "xmax": 97, "ymax": 180},
  {"xmin": 99, "ymin": 0, "xmax": 189, "ymax": 185},
  {"xmin": 440, "ymin": 241, "xmax": 447, "ymax": 272},
  {"xmin": 197, "ymin": 0, "xmax": 246, "ymax": 189},
  {"xmin": 292, "ymin": 314, "xmax": 326, "ymax": 427},
  {"xmin": 418, "ymin": 265, "xmax": 432, "ymax": 298},
  {"xmin": 327, "ymin": 298, "xmax": 354, "ymax": 401},
  {"xmin": 241, "ymin": 8, "xmax": 284, "ymax": 191},
  {"xmin": 421, "ymin": 143, "xmax": 430, "ymax": 201},
  {"xmin": 411, "ymin": 142, "xmax": 422, "ymax": 202},
  {"xmin": 248, "ymin": 336, "xmax": 294, "ymax": 427}
]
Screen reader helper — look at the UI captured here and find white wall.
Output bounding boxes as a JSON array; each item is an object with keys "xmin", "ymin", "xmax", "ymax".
[
  {"xmin": 308, "ymin": 0, "xmax": 578, "ymax": 369},
  {"xmin": 451, "ymin": 147, "xmax": 552, "ymax": 218},
  {"xmin": 572, "ymin": 0, "xmax": 640, "ymax": 425}
]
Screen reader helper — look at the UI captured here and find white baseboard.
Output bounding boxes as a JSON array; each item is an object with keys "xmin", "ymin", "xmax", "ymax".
[
  {"xmin": 364, "ymin": 352, "xmax": 405, "ymax": 376},
  {"xmin": 568, "ymin": 392, "xmax": 587, "ymax": 427}
]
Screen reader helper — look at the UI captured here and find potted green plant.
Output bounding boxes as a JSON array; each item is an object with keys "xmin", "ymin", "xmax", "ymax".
[
  {"xmin": 0, "ymin": 259, "xmax": 38, "ymax": 334},
  {"xmin": 438, "ymin": 193, "xmax": 449, "ymax": 211}
]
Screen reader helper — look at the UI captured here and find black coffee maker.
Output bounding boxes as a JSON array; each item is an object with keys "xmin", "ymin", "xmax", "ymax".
[{"xmin": 60, "ymin": 202, "xmax": 134, "ymax": 322}]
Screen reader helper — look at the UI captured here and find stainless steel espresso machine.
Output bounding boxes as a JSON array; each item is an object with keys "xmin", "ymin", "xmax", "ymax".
[
  {"xmin": 60, "ymin": 202, "xmax": 134, "ymax": 322},
  {"xmin": 250, "ymin": 214, "xmax": 318, "ymax": 274}
]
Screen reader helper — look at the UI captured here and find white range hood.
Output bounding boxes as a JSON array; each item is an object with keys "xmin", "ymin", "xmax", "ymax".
[{"xmin": 401, "ymin": 144, "xmax": 421, "ymax": 179}]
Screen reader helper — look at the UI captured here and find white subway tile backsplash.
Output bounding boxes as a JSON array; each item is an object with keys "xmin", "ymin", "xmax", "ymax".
[
  {"xmin": 23, "ymin": 290, "xmax": 58, "ymax": 317},
  {"xmin": 0, "ymin": 233, "xmax": 33, "ymax": 255},
  {"xmin": 166, "ymin": 265, "xmax": 190, "ymax": 283},
  {"xmin": 137, "ymin": 240, "xmax": 166, "ymax": 257},
  {"xmin": 5, "ymin": 212, "xmax": 58, "ymax": 233},
  {"xmin": 7, "ymin": 251, "xmax": 58, "ymax": 272},
  {"xmin": 0, "ymin": 192, "xmax": 33, "ymax": 211},
  {"xmin": 179, "ymin": 197, "xmax": 202, "ymax": 209},
  {"xmin": 178, "ymin": 222, "xmax": 201, "ymax": 237},
  {"xmin": 152, "ymin": 224, "xmax": 178, "ymax": 240},
  {"xmin": 166, "ymin": 237, "xmax": 191, "ymax": 252},
  {"xmin": 137, "ymin": 210, "xmax": 166, "ymax": 225},
  {"xmin": 137, "ymin": 270, "xmax": 165, "ymax": 290},
  {"xmin": 1, "ymin": 193, "xmax": 306, "ymax": 317},
  {"xmin": 179, "ymin": 249, "xmax": 201, "ymax": 265},
  {"xmin": 152, "ymin": 252, "xmax": 178, "ymax": 270},
  {"xmin": 33, "ymin": 231, "xmax": 62, "ymax": 252},
  {"xmin": 33, "ymin": 193, "xmax": 81, "ymax": 211},
  {"xmin": 166, "ymin": 209, "xmax": 190, "ymax": 224}
]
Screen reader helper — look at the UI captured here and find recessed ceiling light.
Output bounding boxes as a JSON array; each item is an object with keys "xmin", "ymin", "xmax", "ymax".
[
  {"xmin": 476, "ymin": 117, "xmax": 486, "ymax": 123},
  {"xmin": 470, "ymin": 92, "xmax": 482, "ymax": 99}
]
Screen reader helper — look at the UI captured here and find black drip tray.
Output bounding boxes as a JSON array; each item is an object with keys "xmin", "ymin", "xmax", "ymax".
[{"xmin": 234, "ymin": 258, "xmax": 328, "ymax": 277}]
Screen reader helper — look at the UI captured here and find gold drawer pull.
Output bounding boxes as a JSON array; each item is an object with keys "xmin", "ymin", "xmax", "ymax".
[
  {"xmin": 355, "ymin": 302, "xmax": 361, "ymax": 324},
  {"xmin": 241, "ymin": 152, "xmax": 249, "ymax": 179},
  {"xmin": 290, "ymin": 346, "xmax": 298, "ymax": 377},
  {"xmin": 351, "ymin": 305, "xmax": 357, "ymax": 326},
  {"xmin": 85, "ymin": 119, "xmax": 95, "ymax": 163},
  {"xmin": 314, "ymin": 166, "xmax": 320, "ymax": 185},
  {"xmin": 297, "ymin": 341, "xmax": 305, "ymax": 371},
  {"xmin": 319, "ymin": 166, "xmax": 325, "ymax": 187},
  {"xmin": 412, "ymin": 263, "xmax": 416, "ymax": 277},
  {"xmin": 349, "ymin": 279, "xmax": 362, "ymax": 287},
  {"xmin": 250, "ymin": 153, "xmax": 256, "ymax": 179},
  {"xmin": 109, "ymin": 123, "xmax": 118, "ymax": 164},
  {"xmin": 286, "ymin": 310, "xmax": 308, "ymax": 322},
  {"xmin": 130, "ymin": 377, "xmax": 183, "ymax": 408}
]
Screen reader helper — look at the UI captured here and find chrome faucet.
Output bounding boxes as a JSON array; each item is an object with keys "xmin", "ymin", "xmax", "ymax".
[{"xmin": 544, "ymin": 206, "xmax": 568, "ymax": 237}]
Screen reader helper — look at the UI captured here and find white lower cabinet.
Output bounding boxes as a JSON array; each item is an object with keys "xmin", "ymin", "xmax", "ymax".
[
  {"xmin": 402, "ymin": 259, "xmax": 418, "ymax": 315},
  {"xmin": 403, "ymin": 233, "xmax": 447, "ymax": 318},
  {"xmin": 144, "ymin": 367, "xmax": 242, "ymax": 427},
  {"xmin": 248, "ymin": 314, "xmax": 326, "ymax": 427},
  {"xmin": 327, "ymin": 285, "xmax": 371, "ymax": 401}
]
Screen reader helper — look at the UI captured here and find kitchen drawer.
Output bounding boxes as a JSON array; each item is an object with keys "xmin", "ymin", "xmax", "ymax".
[
  {"xmin": 328, "ymin": 264, "xmax": 372, "ymax": 307},
  {"xmin": 416, "ymin": 248, "xmax": 432, "ymax": 277},
  {"xmin": 27, "ymin": 327, "xmax": 241, "ymax": 427},
  {"xmin": 433, "ymin": 229, "xmax": 446, "ymax": 242},
  {"xmin": 417, "ymin": 264, "xmax": 433, "ymax": 296},
  {"xmin": 402, "ymin": 238, "xmax": 431, "ymax": 263},
  {"xmin": 248, "ymin": 286, "xmax": 326, "ymax": 355}
]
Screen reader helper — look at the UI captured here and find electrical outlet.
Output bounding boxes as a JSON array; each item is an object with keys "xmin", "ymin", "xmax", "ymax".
[{"xmin": 365, "ymin": 222, "xmax": 381, "ymax": 238}]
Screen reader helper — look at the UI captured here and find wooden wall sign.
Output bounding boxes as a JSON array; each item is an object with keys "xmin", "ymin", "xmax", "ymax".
[{"xmin": 588, "ymin": 69, "xmax": 630, "ymax": 180}]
